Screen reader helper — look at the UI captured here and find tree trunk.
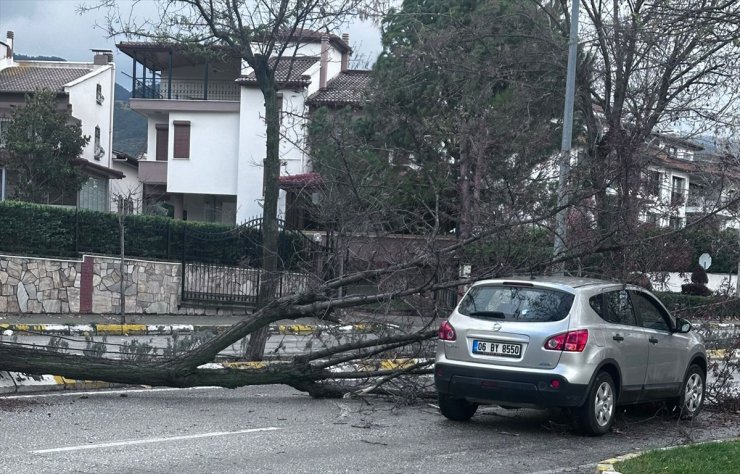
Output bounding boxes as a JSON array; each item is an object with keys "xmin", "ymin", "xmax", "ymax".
[
  {"xmin": 458, "ymin": 138, "xmax": 473, "ymax": 240},
  {"xmin": 246, "ymin": 63, "xmax": 282, "ymax": 361}
]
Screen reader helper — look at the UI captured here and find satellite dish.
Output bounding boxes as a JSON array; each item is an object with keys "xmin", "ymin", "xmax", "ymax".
[{"xmin": 699, "ymin": 253, "xmax": 712, "ymax": 270}]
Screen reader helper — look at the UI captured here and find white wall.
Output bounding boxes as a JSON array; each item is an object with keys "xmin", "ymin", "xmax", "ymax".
[
  {"xmin": 66, "ymin": 65, "xmax": 115, "ymax": 168},
  {"xmin": 650, "ymin": 272, "xmax": 737, "ymax": 295},
  {"xmin": 167, "ymin": 110, "xmax": 240, "ymax": 196},
  {"xmin": 234, "ymin": 43, "xmax": 345, "ymax": 223},
  {"xmin": 109, "ymin": 161, "xmax": 142, "ymax": 212},
  {"xmin": 236, "ymin": 87, "xmax": 267, "ymax": 222}
]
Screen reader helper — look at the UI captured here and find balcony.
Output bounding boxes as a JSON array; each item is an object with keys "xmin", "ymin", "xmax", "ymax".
[
  {"xmin": 134, "ymin": 78, "xmax": 240, "ymax": 102},
  {"xmin": 139, "ymin": 161, "xmax": 167, "ymax": 185}
]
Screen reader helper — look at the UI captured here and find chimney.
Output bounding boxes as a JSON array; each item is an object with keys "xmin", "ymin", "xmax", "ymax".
[
  {"xmin": 6, "ymin": 31, "xmax": 14, "ymax": 58},
  {"xmin": 341, "ymin": 33, "xmax": 350, "ymax": 72},
  {"xmin": 93, "ymin": 49, "xmax": 112, "ymax": 65},
  {"xmin": 319, "ymin": 34, "xmax": 329, "ymax": 90}
]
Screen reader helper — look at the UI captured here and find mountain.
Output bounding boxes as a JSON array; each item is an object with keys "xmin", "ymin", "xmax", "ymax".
[
  {"xmin": 113, "ymin": 84, "xmax": 146, "ymax": 157},
  {"xmin": 14, "ymin": 53, "xmax": 66, "ymax": 61}
]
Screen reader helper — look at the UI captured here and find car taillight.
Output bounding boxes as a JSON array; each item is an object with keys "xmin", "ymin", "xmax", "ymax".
[
  {"xmin": 438, "ymin": 320, "xmax": 456, "ymax": 341},
  {"xmin": 544, "ymin": 329, "xmax": 588, "ymax": 352}
]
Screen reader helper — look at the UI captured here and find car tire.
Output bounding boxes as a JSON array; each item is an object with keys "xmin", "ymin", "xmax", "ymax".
[
  {"xmin": 669, "ymin": 364, "xmax": 705, "ymax": 419},
  {"xmin": 438, "ymin": 394, "xmax": 478, "ymax": 421},
  {"xmin": 578, "ymin": 371, "xmax": 616, "ymax": 436}
]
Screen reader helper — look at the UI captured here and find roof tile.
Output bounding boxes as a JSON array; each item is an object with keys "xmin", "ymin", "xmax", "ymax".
[
  {"xmin": 238, "ymin": 57, "xmax": 319, "ymax": 86},
  {"xmin": 308, "ymin": 70, "xmax": 370, "ymax": 105},
  {"xmin": 0, "ymin": 64, "xmax": 93, "ymax": 93}
]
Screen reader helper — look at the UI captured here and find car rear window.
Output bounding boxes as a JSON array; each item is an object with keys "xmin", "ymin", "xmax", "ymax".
[{"xmin": 457, "ymin": 285, "xmax": 574, "ymax": 322}]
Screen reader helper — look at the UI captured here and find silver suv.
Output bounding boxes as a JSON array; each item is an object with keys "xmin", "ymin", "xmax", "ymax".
[{"xmin": 434, "ymin": 276, "xmax": 706, "ymax": 435}]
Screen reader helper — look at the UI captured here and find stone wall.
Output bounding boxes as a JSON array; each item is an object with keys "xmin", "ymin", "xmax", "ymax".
[
  {"xmin": 0, "ymin": 254, "xmax": 182, "ymax": 314},
  {"xmin": 0, "ymin": 257, "xmax": 80, "ymax": 313},
  {"xmin": 91, "ymin": 256, "xmax": 181, "ymax": 314}
]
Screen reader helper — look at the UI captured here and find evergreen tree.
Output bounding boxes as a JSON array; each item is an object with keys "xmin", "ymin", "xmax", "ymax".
[{"xmin": 3, "ymin": 90, "xmax": 89, "ymax": 204}]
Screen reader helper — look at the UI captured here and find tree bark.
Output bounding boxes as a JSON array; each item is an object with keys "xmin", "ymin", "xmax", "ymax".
[{"xmin": 245, "ymin": 60, "xmax": 282, "ymax": 361}]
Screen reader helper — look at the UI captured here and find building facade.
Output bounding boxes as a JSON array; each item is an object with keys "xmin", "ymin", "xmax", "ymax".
[
  {"xmin": 0, "ymin": 31, "xmax": 127, "ymax": 212},
  {"xmin": 117, "ymin": 31, "xmax": 354, "ymax": 224}
]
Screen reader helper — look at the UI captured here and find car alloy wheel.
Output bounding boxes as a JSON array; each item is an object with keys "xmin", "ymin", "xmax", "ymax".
[
  {"xmin": 595, "ymin": 381, "xmax": 614, "ymax": 427},
  {"xmin": 578, "ymin": 371, "xmax": 616, "ymax": 435},
  {"xmin": 679, "ymin": 364, "xmax": 705, "ymax": 419}
]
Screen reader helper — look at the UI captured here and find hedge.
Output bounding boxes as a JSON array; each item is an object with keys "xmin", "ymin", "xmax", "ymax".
[
  {"xmin": 655, "ymin": 291, "xmax": 740, "ymax": 321},
  {"xmin": 0, "ymin": 200, "xmax": 316, "ymax": 269}
]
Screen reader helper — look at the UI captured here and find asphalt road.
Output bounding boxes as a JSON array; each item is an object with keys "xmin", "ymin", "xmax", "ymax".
[{"xmin": 1, "ymin": 386, "xmax": 738, "ymax": 474}]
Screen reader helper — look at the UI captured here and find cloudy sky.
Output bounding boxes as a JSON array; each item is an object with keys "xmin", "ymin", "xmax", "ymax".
[{"xmin": 0, "ymin": 0, "xmax": 383, "ymax": 88}]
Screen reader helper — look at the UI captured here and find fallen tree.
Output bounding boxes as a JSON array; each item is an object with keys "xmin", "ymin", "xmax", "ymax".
[{"xmin": 4, "ymin": 0, "xmax": 740, "ymax": 403}]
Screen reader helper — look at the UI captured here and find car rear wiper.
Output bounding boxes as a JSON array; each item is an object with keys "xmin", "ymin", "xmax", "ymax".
[{"xmin": 468, "ymin": 311, "xmax": 506, "ymax": 319}]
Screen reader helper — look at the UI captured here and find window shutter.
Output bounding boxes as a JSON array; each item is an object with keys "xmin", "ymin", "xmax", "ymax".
[
  {"xmin": 173, "ymin": 121, "xmax": 191, "ymax": 159},
  {"xmin": 155, "ymin": 125, "xmax": 168, "ymax": 161}
]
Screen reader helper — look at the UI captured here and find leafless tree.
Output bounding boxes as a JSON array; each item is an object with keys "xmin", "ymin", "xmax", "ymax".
[
  {"xmin": 80, "ymin": 0, "xmax": 389, "ymax": 360},
  {"xmin": 536, "ymin": 0, "xmax": 740, "ymax": 274}
]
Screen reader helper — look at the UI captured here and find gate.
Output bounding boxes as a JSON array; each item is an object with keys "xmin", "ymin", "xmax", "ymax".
[{"xmin": 180, "ymin": 218, "xmax": 332, "ymax": 308}]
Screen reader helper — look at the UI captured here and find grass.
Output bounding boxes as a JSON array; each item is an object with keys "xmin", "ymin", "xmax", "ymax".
[{"xmin": 615, "ymin": 439, "xmax": 740, "ymax": 474}]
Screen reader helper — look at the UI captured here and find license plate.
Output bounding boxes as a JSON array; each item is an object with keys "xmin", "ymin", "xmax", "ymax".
[{"xmin": 472, "ymin": 340, "xmax": 522, "ymax": 358}]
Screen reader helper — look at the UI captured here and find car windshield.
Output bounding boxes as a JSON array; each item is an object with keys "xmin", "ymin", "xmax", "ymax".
[{"xmin": 457, "ymin": 285, "xmax": 574, "ymax": 322}]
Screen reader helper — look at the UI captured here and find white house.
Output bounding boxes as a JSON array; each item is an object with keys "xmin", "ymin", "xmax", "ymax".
[
  {"xmin": 0, "ymin": 31, "xmax": 129, "ymax": 212},
  {"xmin": 117, "ymin": 30, "xmax": 354, "ymax": 224},
  {"xmin": 641, "ymin": 133, "xmax": 740, "ymax": 230}
]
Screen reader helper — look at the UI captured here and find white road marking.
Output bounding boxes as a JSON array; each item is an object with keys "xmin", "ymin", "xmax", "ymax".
[
  {"xmin": 30, "ymin": 427, "xmax": 281, "ymax": 454},
  {"xmin": 2, "ymin": 386, "xmax": 221, "ymax": 399}
]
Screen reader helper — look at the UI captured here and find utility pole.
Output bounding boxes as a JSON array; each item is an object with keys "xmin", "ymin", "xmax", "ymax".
[{"xmin": 553, "ymin": 0, "xmax": 580, "ymax": 273}]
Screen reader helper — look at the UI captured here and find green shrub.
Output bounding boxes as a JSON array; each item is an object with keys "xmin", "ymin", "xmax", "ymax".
[
  {"xmin": 656, "ymin": 292, "xmax": 740, "ymax": 321},
  {"xmin": 0, "ymin": 200, "xmax": 316, "ymax": 269}
]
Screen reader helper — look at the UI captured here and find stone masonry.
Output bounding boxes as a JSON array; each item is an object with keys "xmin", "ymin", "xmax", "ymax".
[{"xmin": 0, "ymin": 254, "xmax": 183, "ymax": 314}]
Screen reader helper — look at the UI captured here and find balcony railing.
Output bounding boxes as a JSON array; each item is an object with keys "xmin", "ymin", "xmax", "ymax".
[{"xmin": 132, "ymin": 79, "xmax": 240, "ymax": 102}]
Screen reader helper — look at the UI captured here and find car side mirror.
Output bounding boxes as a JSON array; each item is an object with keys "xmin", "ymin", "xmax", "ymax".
[{"xmin": 675, "ymin": 317, "xmax": 692, "ymax": 334}]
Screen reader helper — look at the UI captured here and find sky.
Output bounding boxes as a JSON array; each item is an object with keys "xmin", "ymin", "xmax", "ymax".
[{"xmin": 0, "ymin": 0, "xmax": 383, "ymax": 89}]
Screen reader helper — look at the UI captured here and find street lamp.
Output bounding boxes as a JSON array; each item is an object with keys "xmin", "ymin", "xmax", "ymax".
[{"xmin": 553, "ymin": 0, "xmax": 580, "ymax": 273}]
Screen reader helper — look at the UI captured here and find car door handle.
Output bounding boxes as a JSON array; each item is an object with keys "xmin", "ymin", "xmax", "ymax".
[
  {"xmin": 612, "ymin": 334, "xmax": 624, "ymax": 342},
  {"xmin": 649, "ymin": 336, "xmax": 659, "ymax": 344}
]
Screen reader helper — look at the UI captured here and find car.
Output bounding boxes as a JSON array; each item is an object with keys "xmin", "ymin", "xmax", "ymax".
[{"xmin": 434, "ymin": 276, "xmax": 706, "ymax": 435}]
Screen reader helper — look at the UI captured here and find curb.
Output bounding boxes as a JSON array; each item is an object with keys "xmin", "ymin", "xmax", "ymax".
[
  {"xmin": 596, "ymin": 437, "xmax": 740, "ymax": 473},
  {"xmin": 0, "ymin": 370, "xmax": 119, "ymax": 395},
  {"xmin": 0, "ymin": 322, "xmax": 399, "ymax": 337}
]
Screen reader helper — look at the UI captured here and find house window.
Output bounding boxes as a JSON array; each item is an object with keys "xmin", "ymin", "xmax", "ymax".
[
  {"xmin": 671, "ymin": 176, "xmax": 686, "ymax": 206},
  {"xmin": 96, "ymin": 84, "xmax": 104, "ymax": 105},
  {"xmin": 94, "ymin": 126, "xmax": 103, "ymax": 160},
  {"xmin": 155, "ymin": 124, "xmax": 168, "ymax": 161},
  {"xmin": 173, "ymin": 121, "xmax": 190, "ymax": 159},
  {"xmin": 79, "ymin": 177, "xmax": 108, "ymax": 212}
]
